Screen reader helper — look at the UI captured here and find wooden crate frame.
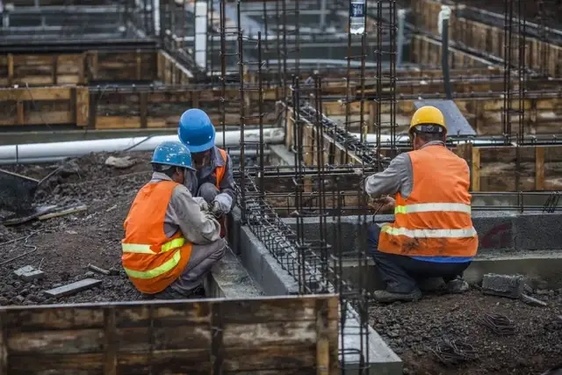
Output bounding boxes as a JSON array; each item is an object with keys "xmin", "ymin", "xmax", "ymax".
[
  {"xmin": 0, "ymin": 294, "xmax": 339, "ymax": 374},
  {"xmin": 455, "ymin": 143, "xmax": 562, "ymax": 191},
  {"xmin": 0, "ymin": 50, "xmax": 158, "ymax": 87},
  {"xmin": 413, "ymin": 0, "xmax": 562, "ymax": 77}
]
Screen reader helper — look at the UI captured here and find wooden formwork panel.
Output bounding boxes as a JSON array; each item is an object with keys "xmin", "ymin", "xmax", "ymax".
[
  {"xmin": 0, "ymin": 54, "xmax": 85, "ymax": 86},
  {"xmin": 412, "ymin": 0, "xmax": 562, "ymax": 77},
  {"xmin": 90, "ymin": 88, "xmax": 277, "ymax": 129},
  {"xmin": 455, "ymin": 143, "xmax": 562, "ymax": 191},
  {"xmin": 322, "ymin": 96, "xmax": 562, "ymax": 136},
  {"xmin": 157, "ymin": 51, "xmax": 193, "ymax": 85},
  {"xmin": 0, "ymin": 51, "xmax": 158, "ymax": 87},
  {"xmin": 0, "ymin": 86, "xmax": 88, "ymax": 127},
  {"xmin": 0, "ymin": 295, "xmax": 339, "ymax": 374},
  {"xmin": 85, "ymin": 50, "xmax": 158, "ymax": 82},
  {"xmin": 10, "ymin": 0, "xmax": 108, "ymax": 5},
  {"xmin": 410, "ymin": 34, "xmax": 491, "ymax": 68}
]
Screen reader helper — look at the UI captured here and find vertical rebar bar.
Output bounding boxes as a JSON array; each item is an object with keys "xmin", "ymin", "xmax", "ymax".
[
  {"xmin": 237, "ymin": 0, "xmax": 246, "ymax": 222},
  {"xmin": 502, "ymin": 0, "xmax": 514, "ymax": 144},
  {"xmin": 219, "ymin": 0, "xmax": 227, "ymax": 147},
  {"xmin": 257, "ymin": 31, "xmax": 265, "ymax": 198}
]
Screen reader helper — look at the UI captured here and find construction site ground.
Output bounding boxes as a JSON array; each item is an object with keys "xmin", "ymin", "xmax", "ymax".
[
  {"xmin": 0, "ymin": 152, "xmax": 154, "ymax": 305},
  {"xmin": 370, "ymin": 290, "xmax": 562, "ymax": 375},
  {"xmin": 0, "ymin": 152, "xmax": 561, "ymax": 374}
]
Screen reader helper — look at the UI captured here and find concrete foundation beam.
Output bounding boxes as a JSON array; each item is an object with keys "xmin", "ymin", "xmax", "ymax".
[
  {"xmin": 206, "ymin": 246, "xmax": 263, "ymax": 299},
  {"xmin": 229, "ymin": 209, "xmax": 403, "ymax": 374}
]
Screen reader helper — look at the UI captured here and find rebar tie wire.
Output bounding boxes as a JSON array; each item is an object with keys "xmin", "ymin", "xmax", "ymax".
[
  {"xmin": 478, "ymin": 312, "xmax": 516, "ymax": 336},
  {"xmin": 430, "ymin": 338, "xmax": 478, "ymax": 366}
]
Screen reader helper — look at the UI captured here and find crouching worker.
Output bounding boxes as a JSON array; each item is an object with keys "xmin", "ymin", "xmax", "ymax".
[
  {"xmin": 364, "ymin": 105, "xmax": 479, "ymax": 303},
  {"xmin": 122, "ymin": 141, "xmax": 226, "ymax": 299},
  {"xmin": 178, "ymin": 108, "xmax": 236, "ymax": 237}
]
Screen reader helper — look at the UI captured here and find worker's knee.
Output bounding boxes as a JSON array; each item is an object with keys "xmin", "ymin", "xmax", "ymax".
[
  {"xmin": 206, "ymin": 238, "xmax": 227, "ymax": 260},
  {"xmin": 197, "ymin": 182, "xmax": 219, "ymax": 204}
]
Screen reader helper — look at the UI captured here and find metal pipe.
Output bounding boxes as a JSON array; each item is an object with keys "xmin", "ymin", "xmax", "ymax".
[
  {"xmin": 0, "ymin": 128, "xmax": 284, "ymax": 165},
  {"xmin": 194, "ymin": 0, "xmax": 208, "ymax": 69},
  {"xmin": 439, "ymin": 5, "xmax": 453, "ymax": 100}
]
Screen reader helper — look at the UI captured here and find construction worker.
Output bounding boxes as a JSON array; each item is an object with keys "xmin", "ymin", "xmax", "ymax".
[
  {"xmin": 364, "ymin": 105, "xmax": 478, "ymax": 303},
  {"xmin": 178, "ymin": 108, "xmax": 236, "ymax": 237},
  {"xmin": 121, "ymin": 140, "xmax": 226, "ymax": 299}
]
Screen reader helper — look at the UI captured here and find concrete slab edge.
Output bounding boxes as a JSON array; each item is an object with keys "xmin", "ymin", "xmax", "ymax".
[
  {"xmin": 238, "ymin": 225, "xmax": 300, "ymax": 295},
  {"xmin": 207, "ymin": 246, "xmax": 264, "ymax": 299}
]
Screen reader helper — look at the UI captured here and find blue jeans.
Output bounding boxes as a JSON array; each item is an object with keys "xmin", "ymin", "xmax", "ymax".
[{"xmin": 368, "ymin": 223, "xmax": 471, "ymax": 293}]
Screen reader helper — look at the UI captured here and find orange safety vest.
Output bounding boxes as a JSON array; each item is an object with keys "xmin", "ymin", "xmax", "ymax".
[
  {"xmin": 121, "ymin": 180, "xmax": 193, "ymax": 294},
  {"xmin": 214, "ymin": 147, "xmax": 228, "ymax": 188},
  {"xmin": 378, "ymin": 145, "xmax": 478, "ymax": 258}
]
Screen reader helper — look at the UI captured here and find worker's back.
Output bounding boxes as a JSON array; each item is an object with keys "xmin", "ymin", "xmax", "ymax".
[{"xmin": 378, "ymin": 144, "xmax": 478, "ymax": 258}]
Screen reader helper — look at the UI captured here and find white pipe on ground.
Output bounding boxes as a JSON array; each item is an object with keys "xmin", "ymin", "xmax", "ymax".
[
  {"xmin": 350, "ymin": 133, "xmax": 513, "ymax": 146},
  {"xmin": 0, "ymin": 128, "xmax": 284, "ymax": 165}
]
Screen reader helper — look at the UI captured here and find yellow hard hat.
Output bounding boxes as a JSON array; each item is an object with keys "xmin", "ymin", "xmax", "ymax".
[{"xmin": 409, "ymin": 106, "xmax": 447, "ymax": 135}]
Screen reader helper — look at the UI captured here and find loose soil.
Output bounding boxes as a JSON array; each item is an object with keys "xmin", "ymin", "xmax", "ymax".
[
  {"xmin": 0, "ymin": 152, "xmax": 155, "ymax": 306},
  {"xmin": 370, "ymin": 290, "xmax": 562, "ymax": 375}
]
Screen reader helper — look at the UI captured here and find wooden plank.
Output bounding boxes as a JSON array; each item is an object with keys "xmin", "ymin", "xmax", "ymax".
[
  {"xmin": 75, "ymin": 87, "xmax": 89, "ymax": 127},
  {"xmin": 0, "ymin": 295, "xmax": 339, "ymax": 374},
  {"xmin": 471, "ymin": 146, "xmax": 481, "ymax": 192},
  {"xmin": 535, "ymin": 146, "xmax": 545, "ymax": 190},
  {"xmin": 412, "ymin": 0, "xmax": 562, "ymax": 77},
  {"xmin": 0, "ymin": 87, "xmax": 72, "ymax": 101},
  {"xmin": 0, "ymin": 311, "xmax": 7, "ymax": 374},
  {"xmin": 103, "ymin": 308, "xmax": 117, "ymax": 375},
  {"xmin": 7, "ymin": 329, "xmax": 105, "ymax": 355},
  {"xmin": 222, "ymin": 321, "xmax": 316, "ymax": 348},
  {"xmin": 222, "ymin": 345, "xmax": 316, "ymax": 372},
  {"xmin": 43, "ymin": 279, "xmax": 102, "ymax": 298},
  {"xmin": 219, "ymin": 295, "xmax": 337, "ymax": 324},
  {"xmin": 114, "ymin": 303, "xmax": 211, "ymax": 327}
]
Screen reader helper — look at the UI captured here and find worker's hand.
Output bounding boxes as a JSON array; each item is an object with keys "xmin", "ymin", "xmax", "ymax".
[
  {"xmin": 211, "ymin": 193, "xmax": 232, "ymax": 217},
  {"xmin": 193, "ymin": 197, "xmax": 209, "ymax": 212},
  {"xmin": 368, "ymin": 196, "xmax": 396, "ymax": 213}
]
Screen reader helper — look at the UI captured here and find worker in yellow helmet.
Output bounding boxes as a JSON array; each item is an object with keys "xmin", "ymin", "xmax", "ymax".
[{"xmin": 363, "ymin": 105, "xmax": 479, "ymax": 303}]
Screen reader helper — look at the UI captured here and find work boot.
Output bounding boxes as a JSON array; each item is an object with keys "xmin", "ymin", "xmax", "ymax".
[
  {"xmin": 373, "ymin": 289, "xmax": 422, "ymax": 303},
  {"xmin": 185, "ymin": 285, "xmax": 207, "ymax": 299},
  {"xmin": 446, "ymin": 277, "xmax": 470, "ymax": 294},
  {"xmin": 418, "ymin": 278, "xmax": 446, "ymax": 293}
]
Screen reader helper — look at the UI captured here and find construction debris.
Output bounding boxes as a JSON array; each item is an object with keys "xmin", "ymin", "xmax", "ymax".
[
  {"xmin": 38, "ymin": 204, "xmax": 88, "ymax": 221},
  {"xmin": 14, "ymin": 265, "xmax": 44, "ymax": 281},
  {"xmin": 87, "ymin": 263, "xmax": 117, "ymax": 276},
  {"xmin": 521, "ymin": 293, "xmax": 549, "ymax": 307},
  {"xmin": 43, "ymin": 278, "xmax": 102, "ymax": 298},
  {"xmin": 481, "ymin": 273, "xmax": 526, "ymax": 299},
  {"xmin": 105, "ymin": 156, "xmax": 136, "ymax": 169}
]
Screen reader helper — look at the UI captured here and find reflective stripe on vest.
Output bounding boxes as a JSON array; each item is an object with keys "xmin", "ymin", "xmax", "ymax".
[
  {"xmin": 124, "ymin": 250, "xmax": 182, "ymax": 279},
  {"xmin": 394, "ymin": 203, "xmax": 471, "ymax": 215},
  {"xmin": 122, "ymin": 237, "xmax": 185, "ymax": 254},
  {"xmin": 381, "ymin": 226, "xmax": 477, "ymax": 239}
]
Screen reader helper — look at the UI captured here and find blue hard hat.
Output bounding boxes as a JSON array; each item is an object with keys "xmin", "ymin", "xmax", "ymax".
[
  {"xmin": 178, "ymin": 108, "xmax": 216, "ymax": 153},
  {"xmin": 151, "ymin": 141, "xmax": 195, "ymax": 170}
]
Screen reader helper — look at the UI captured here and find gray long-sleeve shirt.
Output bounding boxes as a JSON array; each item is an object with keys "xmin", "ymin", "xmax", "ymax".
[
  {"xmin": 193, "ymin": 146, "xmax": 237, "ymax": 209},
  {"xmin": 364, "ymin": 141, "xmax": 468, "ymax": 199},
  {"xmin": 151, "ymin": 172, "xmax": 221, "ymax": 245}
]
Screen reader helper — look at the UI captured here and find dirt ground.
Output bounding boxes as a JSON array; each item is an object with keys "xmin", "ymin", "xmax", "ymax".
[
  {"xmin": 0, "ymin": 152, "xmax": 155, "ymax": 306},
  {"xmin": 370, "ymin": 290, "xmax": 562, "ymax": 375}
]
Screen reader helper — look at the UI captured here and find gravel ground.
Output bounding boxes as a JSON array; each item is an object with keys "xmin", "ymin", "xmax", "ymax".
[
  {"xmin": 370, "ymin": 290, "xmax": 562, "ymax": 375},
  {"xmin": 0, "ymin": 152, "xmax": 154, "ymax": 306}
]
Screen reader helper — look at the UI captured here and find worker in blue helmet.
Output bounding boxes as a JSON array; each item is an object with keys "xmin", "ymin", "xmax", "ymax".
[
  {"xmin": 178, "ymin": 108, "xmax": 236, "ymax": 238},
  {"xmin": 122, "ymin": 140, "xmax": 226, "ymax": 299}
]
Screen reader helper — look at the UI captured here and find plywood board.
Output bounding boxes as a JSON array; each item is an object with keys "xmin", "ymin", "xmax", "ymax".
[{"xmin": 0, "ymin": 295, "xmax": 339, "ymax": 375}]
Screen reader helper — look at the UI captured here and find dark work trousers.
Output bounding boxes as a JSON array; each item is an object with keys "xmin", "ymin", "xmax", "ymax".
[{"xmin": 367, "ymin": 223, "xmax": 471, "ymax": 293}]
